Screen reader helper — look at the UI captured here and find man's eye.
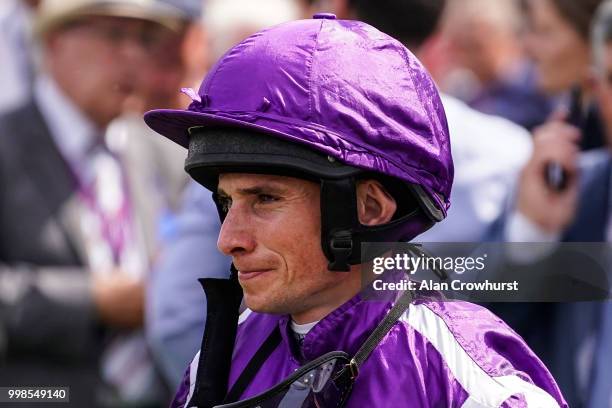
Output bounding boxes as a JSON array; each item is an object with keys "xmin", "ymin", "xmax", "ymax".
[
  {"xmin": 257, "ymin": 194, "xmax": 278, "ymax": 204},
  {"xmin": 218, "ymin": 197, "xmax": 232, "ymax": 213}
]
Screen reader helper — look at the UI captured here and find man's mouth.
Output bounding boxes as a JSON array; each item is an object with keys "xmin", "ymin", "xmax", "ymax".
[{"xmin": 237, "ymin": 269, "xmax": 273, "ymax": 281}]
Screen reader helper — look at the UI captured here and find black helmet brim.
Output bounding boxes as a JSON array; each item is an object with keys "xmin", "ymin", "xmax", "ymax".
[{"xmin": 185, "ymin": 127, "xmax": 363, "ymax": 191}]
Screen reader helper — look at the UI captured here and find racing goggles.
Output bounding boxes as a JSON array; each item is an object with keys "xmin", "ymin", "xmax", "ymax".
[{"xmin": 218, "ymin": 351, "xmax": 354, "ymax": 408}]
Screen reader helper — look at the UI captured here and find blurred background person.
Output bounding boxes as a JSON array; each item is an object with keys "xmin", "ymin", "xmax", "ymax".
[
  {"xmin": 144, "ymin": 0, "xmax": 301, "ymax": 390},
  {"xmin": 522, "ymin": 0, "xmax": 605, "ymax": 149},
  {"xmin": 498, "ymin": 1, "xmax": 612, "ymax": 405},
  {"xmin": 438, "ymin": 0, "xmax": 552, "ymax": 130},
  {"xmin": 0, "ymin": 0, "xmax": 205, "ymax": 406}
]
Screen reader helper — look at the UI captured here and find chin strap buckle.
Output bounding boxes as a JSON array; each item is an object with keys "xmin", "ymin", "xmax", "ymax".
[
  {"xmin": 348, "ymin": 358, "xmax": 359, "ymax": 380},
  {"xmin": 328, "ymin": 231, "xmax": 353, "ymax": 272}
]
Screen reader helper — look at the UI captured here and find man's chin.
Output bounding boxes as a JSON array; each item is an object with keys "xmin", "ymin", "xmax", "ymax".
[{"xmin": 243, "ymin": 292, "xmax": 292, "ymax": 315}]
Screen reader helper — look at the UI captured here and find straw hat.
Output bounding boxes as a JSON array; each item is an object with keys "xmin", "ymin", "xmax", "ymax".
[{"xmin": 35, "ymin": 0, "xmax": 201, "ymax": 36}]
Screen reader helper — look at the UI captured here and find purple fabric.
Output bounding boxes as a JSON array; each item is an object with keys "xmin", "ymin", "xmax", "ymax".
[
  {"xmin": 145, "ymin": 16, "xmax": 453, "ymax": 216},
  {"xmin": 172, "ymin": 295, "xmax": 567, "ymax": 407},
  {"xmin": 172, "ymin": 365, "xmax": 191, "ymax": 407}
]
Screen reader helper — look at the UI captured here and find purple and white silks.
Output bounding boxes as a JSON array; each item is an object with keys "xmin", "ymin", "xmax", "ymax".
[{"xmin": 172, "ymin": 295, "xmax": 567, "ymax": 407}]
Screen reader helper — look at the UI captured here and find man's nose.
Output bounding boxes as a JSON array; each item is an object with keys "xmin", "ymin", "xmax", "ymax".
[{"xmin": 217, "ymin": 204, "xmax": 256, "ymax": 257}]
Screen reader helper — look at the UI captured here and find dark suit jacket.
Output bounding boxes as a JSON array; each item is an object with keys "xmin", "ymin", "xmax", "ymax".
[{"xmin": 0, "ymin": 101, "xmax": 102, "ymax": 406}]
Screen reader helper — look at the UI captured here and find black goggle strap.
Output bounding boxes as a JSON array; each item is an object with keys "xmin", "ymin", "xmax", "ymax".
[
  {"xmin": 334, "ymin": 288, "xmax": 414, "ymax": 388},
  {"xmin": 223, "ymin": 326, "xmax": 282, "ymax": 404}
]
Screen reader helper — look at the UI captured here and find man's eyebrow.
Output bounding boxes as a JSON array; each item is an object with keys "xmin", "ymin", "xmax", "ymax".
[{"xmin": 217, "ymin": 184, "xmax": 288, "ymax": 196}]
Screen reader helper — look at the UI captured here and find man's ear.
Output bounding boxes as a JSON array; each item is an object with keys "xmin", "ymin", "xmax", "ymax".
[{"xmin": 356, "ymin": 180, "xmax": 397, "ymax": 226}]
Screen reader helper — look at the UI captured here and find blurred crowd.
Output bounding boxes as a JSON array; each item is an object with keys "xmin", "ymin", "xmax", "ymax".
[{"xmin": 0, "ymin": 0, "xmax": 611, "ymax": 407}]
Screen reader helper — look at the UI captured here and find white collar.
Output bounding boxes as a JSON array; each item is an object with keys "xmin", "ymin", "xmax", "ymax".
[{"xmin": 290, "ymin": 319, "xmax": 319, "ymax": 336}]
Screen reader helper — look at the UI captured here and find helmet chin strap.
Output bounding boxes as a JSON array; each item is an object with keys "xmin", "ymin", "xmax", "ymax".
[{"xmin": 320, "ymin": 178, "xmax": 435, "ymax": 271}]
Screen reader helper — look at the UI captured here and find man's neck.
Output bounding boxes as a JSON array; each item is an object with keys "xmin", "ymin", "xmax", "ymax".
[
  {"xmin": 292, "ymin": 306, "xmax": 336, "ymax": 325},
  {"xmin": 291, "ymin": 268, "xmax": 363, "ymax": 324}
]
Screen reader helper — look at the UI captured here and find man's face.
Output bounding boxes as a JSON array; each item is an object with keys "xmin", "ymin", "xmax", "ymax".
[
  {"xmin": 523, "ymin": 0, "xmax": 590, "ymax": 94},
  {"xmin": 45, "ymin": 15, "xmax": 187, "ymax": 127},
  {"xmin": 216, "ymin": 173, "xmax": 349, "ymax": 319}
]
